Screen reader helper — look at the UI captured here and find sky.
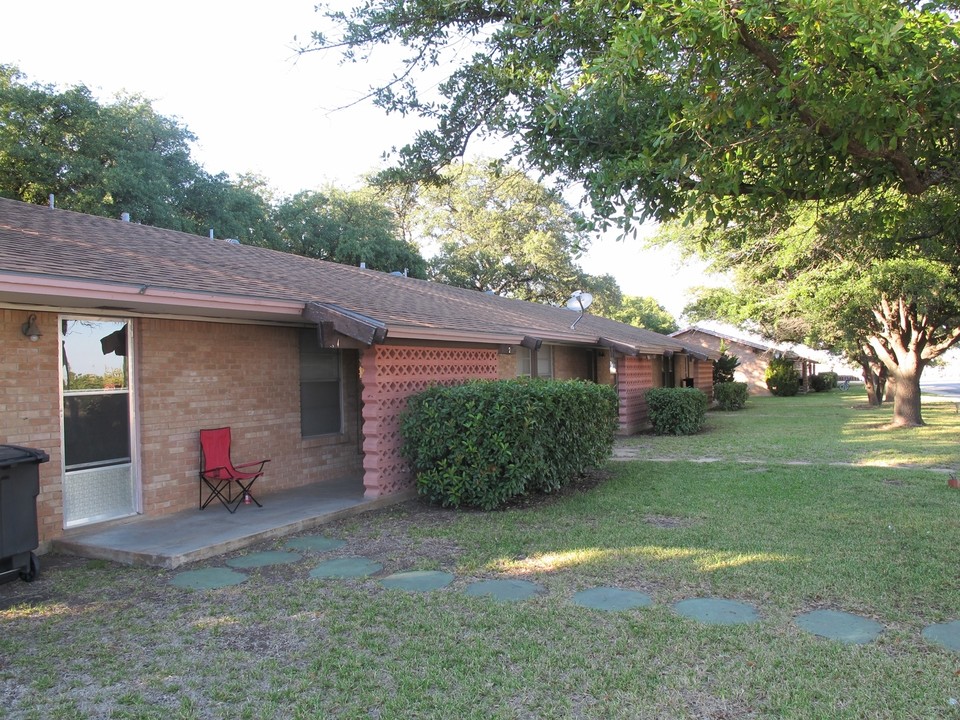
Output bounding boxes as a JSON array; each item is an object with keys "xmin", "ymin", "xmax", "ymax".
[{"xmin": 2, "ymin": 0, "xmax": 721, "ymax": 319}]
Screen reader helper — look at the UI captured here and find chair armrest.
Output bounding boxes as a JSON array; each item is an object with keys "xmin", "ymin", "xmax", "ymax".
[{"xmin": 235, "ymin": 459, "xmax": 270, "ymax": 471}]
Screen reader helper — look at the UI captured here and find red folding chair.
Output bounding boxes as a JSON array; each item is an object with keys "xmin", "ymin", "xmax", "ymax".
[{"xmin": 199, "ymin": 427, "xmax": 269, "ymax": 513}]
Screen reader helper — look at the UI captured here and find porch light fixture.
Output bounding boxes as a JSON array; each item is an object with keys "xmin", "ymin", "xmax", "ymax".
[{"xmin": 21, "ymin": 313, "xmax": 42, "ymax": 342}]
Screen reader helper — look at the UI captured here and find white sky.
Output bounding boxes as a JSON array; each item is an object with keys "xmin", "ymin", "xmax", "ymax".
[{"xmin": 2, "ymin": 0, "xmax": 722, "ymax": 318}]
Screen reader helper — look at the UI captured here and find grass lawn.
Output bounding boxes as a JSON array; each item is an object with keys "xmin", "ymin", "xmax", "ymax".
[{"xmin": 1, "ymin": 391, "xmax": 959, "ymax": 719}]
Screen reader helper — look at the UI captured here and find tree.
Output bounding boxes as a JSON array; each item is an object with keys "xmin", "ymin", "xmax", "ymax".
[
  {"xmin": 677, "ymin": 190, "xmax": 960, "ymax": 426},
  {"xmin": 601, "ymin": 295, "xmax": 678, "ymax": 335},
  {"xmin": 409, "ymin": 162, "xmax": 609, "ymax": 305},
  {"xmin": 272, "ymin": 187, "xmax": 427, "ymax": 276},
  {"xmin": 0, "ymin": 65, "xmax": 276, "ymax": 240},
  {"xmin": 310, "ymin": 1, "xmax": 960, "ymax": 230}
]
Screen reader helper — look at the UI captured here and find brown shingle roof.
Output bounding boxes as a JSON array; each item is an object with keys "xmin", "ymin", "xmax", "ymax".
[{"xmin": 0, "ymin": 197, "xmax": 716, "ymax": 358}]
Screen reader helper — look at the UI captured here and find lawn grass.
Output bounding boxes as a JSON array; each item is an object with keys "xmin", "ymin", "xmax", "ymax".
[
  {"xmin": 1, "ymin": 391, "xmax": 958, "ymax": 719},
  {"xmin": 618, "ymin": 389, "xmax": 960, "ymax": 468}
]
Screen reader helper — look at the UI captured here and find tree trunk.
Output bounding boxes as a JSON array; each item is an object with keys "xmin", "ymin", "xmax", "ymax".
[
  {"xmin": 858, "ymin": 351, "xmax": 887, "ymax": 406},
  {"xmin": 890, "ymin": 366, "xmax": 923, "ymax": 426}
]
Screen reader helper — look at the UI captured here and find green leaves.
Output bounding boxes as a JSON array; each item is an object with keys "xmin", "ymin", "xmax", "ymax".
[
  {"xmin": 400, "ymin": 379, "xmax": 618, "ymax": 509},
  {"xmin": 311, "ymin": 0, "xmax": 960, "ymax": 231},
  {"xmin": 644, "ymin": 387, "xmax": 708, "ymax": 435}
]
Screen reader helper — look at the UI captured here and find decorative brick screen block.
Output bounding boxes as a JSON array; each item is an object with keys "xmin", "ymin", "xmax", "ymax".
[
  {"xmin": 696, "ymin": 360, "xmax": 715, "ymax": 401},
  {"xmin": 360, "ymin": 345, "xmax": 499, "ymax": 497},
  {"xmin": 617, "ymin": 355, "xmax": 654, "ymax": 435}
]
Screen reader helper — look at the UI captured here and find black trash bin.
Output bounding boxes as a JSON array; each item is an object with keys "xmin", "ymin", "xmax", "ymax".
[{"xmin": 0, "ymin": 445, "xmax": 49, "ymax": 583}]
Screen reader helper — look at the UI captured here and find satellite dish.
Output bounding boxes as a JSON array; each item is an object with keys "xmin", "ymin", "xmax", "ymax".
[
  {"xmin": 565, "ymin": 291, "xmax": 594, "ymax": 312},
  {"xmin": 566, "ymin": 291, "xmax": 594, "ymax": 329}
]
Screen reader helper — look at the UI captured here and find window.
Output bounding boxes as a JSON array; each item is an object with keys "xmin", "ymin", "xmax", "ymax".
[
  {"xmin": 299, "ymin": 329, "xmax": 342, "ymax": 436},
  {"xmin": 517, "ymin": 346, "xmax": 553, "ymax": 378}
]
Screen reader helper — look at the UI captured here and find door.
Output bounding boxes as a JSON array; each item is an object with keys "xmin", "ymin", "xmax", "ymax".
[{"xmin": 60, "ymin": 318, "xmax": 138, "ymax": 528}]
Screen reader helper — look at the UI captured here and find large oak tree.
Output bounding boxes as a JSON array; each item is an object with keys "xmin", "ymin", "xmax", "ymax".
[
  {"xmin": 677, "ymin": 190, "xmax": 960, "ymax": 426},
  {"xmin": 309, "ymin": 1, "xmax": 960, "ymax": 229}
]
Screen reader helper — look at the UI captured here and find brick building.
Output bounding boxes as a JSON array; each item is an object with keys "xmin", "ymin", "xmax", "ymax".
[{"xmin": 1, "ymin": 198, "xmax": 717, "ymax": 545}]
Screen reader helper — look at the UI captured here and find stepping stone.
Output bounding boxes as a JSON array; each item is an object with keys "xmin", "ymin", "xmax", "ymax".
[
  {"xmin": 464, "ymin": 578, "xmax": 544, "ymax": 602},
  {"xmin": 571, "ymin": 587, "xmax": 653, "ymax": 612},
  {"xmin": 225, "ymin": 551, "xmax": 302, "ymax": 569},
  {"xmin": 170, "ymin": 567, "xmax": 247, "ymax": 590},
  {"xmin": 381, "ymin": 570, "xmax": 455, "ymax": 592},
  {"xmin": 309, "ymin": 557, "xmax": 383, "ymax": 579},
  {"xmin": 795, "ymin": 609, "xmax": 884, "ymax": 645},
  {"xmin": 922, "ymin": 620, "xmax": 960, "ymax": 653},
  {"xmin": 673, "ymin": 598, "xmax": 760, "ymax": 625},
  {"xmin": 285, "ymin": 536, "xmax": 347, "ymax": 553}
]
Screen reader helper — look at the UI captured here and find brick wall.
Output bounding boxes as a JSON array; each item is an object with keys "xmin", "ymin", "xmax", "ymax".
[
  {"xmin": 1, "ymin": 309, "xmax": 64, "ymax": 542},
  {"xmin": 2, "ymin": 313, "xmax": 364, "ymax": 544},
  {"xmin": 552, "ymin": 345, "xmax": 592, "ymax": 380},
  {"xmin": 136, "ymin": 318, "xmax": 363, "ymax": 516}
]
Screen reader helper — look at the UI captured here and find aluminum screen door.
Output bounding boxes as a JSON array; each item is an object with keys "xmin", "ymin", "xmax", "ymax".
[{"xmin": 60, "ymin": 319, "xmax": 137, "ymax": 528}]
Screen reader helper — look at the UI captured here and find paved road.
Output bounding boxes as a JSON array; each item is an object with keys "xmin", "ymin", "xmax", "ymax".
[{"xmin": 921, "ymin": 381, "xmax": 960, "ymax": 398}]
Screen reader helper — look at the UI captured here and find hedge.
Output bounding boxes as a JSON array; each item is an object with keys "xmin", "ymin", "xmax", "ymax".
[
  {"xmin": 400, "ymin": 379, "xmax": 619, "ymax": 510},
  {"xmin": 811, "ymin": 372, "xmax": 839, "ymax": 392},
  {"xmin": 713, "ymin": 381, "xmax": 748, "ymax": 410},
  {"xmin": 644, "ymin": 387, "xmax": 708, "ymax": 435},
  {"xmin": 765, "ymin": 357, "xmax": 801, "ymax": 396}
]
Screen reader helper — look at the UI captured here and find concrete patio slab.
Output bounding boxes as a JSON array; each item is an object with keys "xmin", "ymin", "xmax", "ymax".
[{"xmin": 53, "ymin": 476, "xmax": 412, "ymax": 569}]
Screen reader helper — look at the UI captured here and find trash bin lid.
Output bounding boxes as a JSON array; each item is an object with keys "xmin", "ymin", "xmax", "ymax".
[{"xmin": 0, "ymin": 445, "xmax": 50, "ymax": 468}]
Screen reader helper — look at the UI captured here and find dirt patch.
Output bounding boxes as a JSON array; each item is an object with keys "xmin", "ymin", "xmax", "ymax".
[{"xmin": 643, "ymin": 514, "xmax": 699, "ymax": 530}]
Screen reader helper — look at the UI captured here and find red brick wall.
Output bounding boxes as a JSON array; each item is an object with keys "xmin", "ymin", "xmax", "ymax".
[
  {"xmin": 1, "ymin": 309, "xmax": 64, "ymax": 542},
  {"xmin": 136, "ymin": 318, "xmax": 363, "ymax": 516},
  {"xmin": 553, "ymin": 345, "xmax": 592, "ymax": 380},
  {"xmin": 2, "ymin": 313, "xmax": 363, "ymax": 543},
  {"xmin": 360, "ymin": 345, "xmax": 499, "ymax": 498}
]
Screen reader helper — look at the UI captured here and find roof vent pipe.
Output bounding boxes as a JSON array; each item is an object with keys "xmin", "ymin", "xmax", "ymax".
[
  {"xmin": 360, "ymin": 262, "xmax": 366, "ymax": 269},
  {"xmin": 48, "ymin": 194, "xmax": 54, "ymax": 209},
  {"xmin": 209, "ymin": 229, "xmax": 214, "ymax": 239},
  {"xmin": 121, "ymin": 212, "xmax": 130, "ymax": 222}
]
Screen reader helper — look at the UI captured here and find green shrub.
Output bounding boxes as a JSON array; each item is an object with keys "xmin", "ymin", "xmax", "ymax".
[
  {"xmin": 810, "ymin": 372, "xmax": 838, "ymax": 392},
  {"xmin": 713, "ymin": 351, "xmax": 741, "ymax": 384},
  {"xmin": 644, "ymin": 387, "xmax": 708, "ymax": 435},
  {"xmin": 400, "ymin": 379, "xmax": 618, "ymax": 510},
  {"xmin": 713, "ymin": 381, "xmax": 749, "ymax": 410},
  {"xmin": 765, "ymin": 357, "xmax": 801, "ymax": 396}
]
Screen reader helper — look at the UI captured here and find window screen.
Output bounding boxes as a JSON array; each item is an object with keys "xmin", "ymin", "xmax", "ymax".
[{"xmin": 299, "ymin": 329, "xmax": 342, "ymax": 436}]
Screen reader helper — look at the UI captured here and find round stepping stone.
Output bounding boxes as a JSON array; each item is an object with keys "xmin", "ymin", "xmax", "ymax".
[
  {"xmin": 795, "ymin": 609, "xmax": 884, "ymax": 645},
  {"xmin": 309, "ymin": 556, "xmax": 383, "ymax": 579},
  {"xmin": 225, "ymin": 551, "xmax": 301, "ymax": 569},
  {"xmin": 571, "ymin": 587, "xmax": 653, "ymax": 612},
  {"xmin": 922, "ymin": 620, "xmax": 960, "ymax": 653},
  {"xmin": 381, "ymin": 570, "xmax": 455, "ymax": 592},
  {"xmin": 170, "ymin": 567, "xmax": 247, "ymax": 590},
  {"xmin": 285, "ymin": 536, "xmax": 347, "ymax": 553},
  {"xmin": 673, "ymin": 597, "xmax": 760, "ymax": 626},
  {"xmin": 464, "ymin": 578, "xmax": 544, "ymax": 602}
]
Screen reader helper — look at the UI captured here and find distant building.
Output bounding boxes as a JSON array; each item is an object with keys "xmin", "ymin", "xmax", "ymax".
[{"xmin": 671, "ymin": 325, "xmax": 819, "ymax": 395}]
